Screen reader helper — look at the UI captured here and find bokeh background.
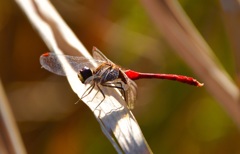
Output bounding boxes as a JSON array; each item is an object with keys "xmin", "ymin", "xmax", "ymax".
[{"xmin": 1, "ymin": 0, "xmax": 240, "ymax": 153}]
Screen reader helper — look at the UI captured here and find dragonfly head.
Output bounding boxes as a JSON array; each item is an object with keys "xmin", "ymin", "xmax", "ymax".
[{"xmin": 78, "ymin": 66, "xmax": 93, "ymax": 83}]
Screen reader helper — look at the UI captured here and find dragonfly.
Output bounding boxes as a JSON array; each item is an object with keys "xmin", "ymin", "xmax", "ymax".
[{"xmin": 40, "ymin": 47, "xmax": 203, "ymax": 109}]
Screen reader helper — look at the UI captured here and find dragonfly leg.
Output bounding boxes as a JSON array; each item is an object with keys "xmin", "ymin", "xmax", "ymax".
[
  {"xmin": 93, "ymin": 84, "xmax": 105, "ymax": 110},
  {"xmin": 81, "ymin": 81, "xmax": 95, "ymax": 99},
  {"xmin": 102, "ymin": 81, "xmax": 126, "ymax": 102}
]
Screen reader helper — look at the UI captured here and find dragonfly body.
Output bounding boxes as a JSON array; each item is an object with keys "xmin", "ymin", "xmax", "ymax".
[{"xmin": 40, "ymin": 47, "xmax": 203, "ymax": 109}]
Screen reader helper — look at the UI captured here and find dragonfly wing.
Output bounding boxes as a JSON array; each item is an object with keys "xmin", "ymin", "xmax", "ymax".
[
  {"xmin": 125, "ymin": 79, "xmax": 137, "ymax": 109},
  {"xmin": 119, "ymin": 70, "xmax": 137, "ymax": 109},
  {"xmin": 40, "ymin": 53, "xmax": 103, "ymax": 76},
  {"xmin": 92, "ymin": 47, "xmax": 113, "ymax": 63}
]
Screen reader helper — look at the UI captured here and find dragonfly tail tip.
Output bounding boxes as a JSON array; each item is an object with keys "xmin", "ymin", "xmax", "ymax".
[{"xmin": 197, "ymin": 82, "xmax": 204, "ymax": 87}]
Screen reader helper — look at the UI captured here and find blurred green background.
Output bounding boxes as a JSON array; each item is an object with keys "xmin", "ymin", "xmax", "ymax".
[{"xmin": 0, "ymin": 0, "xmax": 239, "ymax": 153}]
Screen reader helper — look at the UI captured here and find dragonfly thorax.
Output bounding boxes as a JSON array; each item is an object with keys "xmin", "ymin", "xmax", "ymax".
[
  {"xmin": 99, "ymin": 67, "xmax": 120, "ymax": 84},
  {"xmin": 92, "ymin": 63, "xmax": 120, "ymax": 84}
]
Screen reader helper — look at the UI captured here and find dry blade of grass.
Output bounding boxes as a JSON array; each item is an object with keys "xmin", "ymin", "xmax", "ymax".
[
  {"xmin": 220, "ymin": 0, "xmax": 240, "ymax": 81},
  {"xmin": 16, "ymin": 0, "xmax": 152, "ymax": 153},
  {"xmin": 140, "ymin": 0, "xmax": 240, "ymax": 127},
  {"xmin": 0, "ymin": 80, "xmax": 26, "ymax": 154}
]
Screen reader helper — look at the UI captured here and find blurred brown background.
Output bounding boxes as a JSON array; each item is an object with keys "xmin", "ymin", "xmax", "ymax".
[{"xmin": 1, "ymin": 0, "xmax": 239, "ymax": 153}]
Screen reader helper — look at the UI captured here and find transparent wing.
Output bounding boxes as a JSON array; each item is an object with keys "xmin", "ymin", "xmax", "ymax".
[
  {"xmin": 120, "ymin": 70, "xmax": 137, "ymax": 109},
  {"xmin": 126, "ymin": 80, "xmax": 137, "ymax": 109},
  {"xmin": 40, "ymin": 53, "xmax": 104, "ymax": 76},
  {"xmin": 92, "ymin": 47, "xmax": 114, "ymax": 63}
]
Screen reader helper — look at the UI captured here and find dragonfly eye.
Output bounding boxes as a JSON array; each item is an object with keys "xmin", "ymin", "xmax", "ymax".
[{"xmin": 78, "ymin": 66, "xmax": 93, "ymax": 83}]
